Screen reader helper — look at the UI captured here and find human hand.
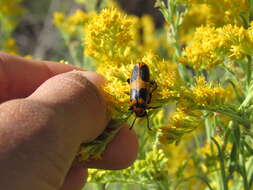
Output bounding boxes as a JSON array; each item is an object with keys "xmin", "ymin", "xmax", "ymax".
[{"xmin": 0, "ymin": 52, "xmax": 138, "ymax": 190}]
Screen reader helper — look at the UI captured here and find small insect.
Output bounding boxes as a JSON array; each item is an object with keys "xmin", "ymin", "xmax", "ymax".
[{"xmin": 127, "ymin": 62, "xmax": 157, "ymax": 130}]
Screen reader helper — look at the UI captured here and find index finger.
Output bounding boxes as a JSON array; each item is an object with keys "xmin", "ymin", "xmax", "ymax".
[{"xmin": 0, "ymin": 52, "xmax": 82, "ymax": 103}]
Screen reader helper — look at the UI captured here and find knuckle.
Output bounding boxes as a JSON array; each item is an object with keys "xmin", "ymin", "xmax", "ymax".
[{"xmin": 29, "ymin": 71, "xmax": 108, "ymax": 141}]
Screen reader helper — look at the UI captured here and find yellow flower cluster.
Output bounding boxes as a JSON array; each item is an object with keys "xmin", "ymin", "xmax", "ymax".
[
  {"xmin": 181, "ymin": 76, "xmax": 229, "ymax": 109},
  {"xmin": 172, "ymin": 76, "xmax": 229, "ymax": 112},
  {"xmin": 53, "ymin": 9, "xmax": 95, "ymax": 37},
  {"xmin": 182, "ymin": 24, "xmax": 253, "ymax": 71},
  {"xmin": 158, "ymin": 76, "xmax": 229, "ymax": 144},
  {"xmin": 190, "ymin": 76, "xmax": 228, "ymax": 107},
  {"xmin": 182, "ymin": 26, "xmax": 228, "ymax": 70},
  {"xmin": 182, "ymin": 0, "xmax": 248, "ymax": 26},
  {"xmin": 159, "ymin": 108, "xmax": 202, "ymax": 144},
  {"xmin": 141, "ymin": 53, "xmax": 182, "ymax": 101},
  {"xmin": 78, "ymin": 7, "xmax": 233, "ymax": 153},
  {"xmin": 87, "ymin": 148, "xmax": 169, "ymax": 186},
  {"xmin": 135, "ymin": 15, "xmax": 160, "ymax": 52},
  {"xmin": 86, "ymin": 6, "xmax": 229, "ymax": 144},
  {"xmin": 0, "ymin": 0, "xmax": 24, "ymax": 31},
  {"xmin": 84, "ymin": 8, "xmax": 137, "ymax": 63},
  {"xmin": 160, "ymin": 131, "xmax": 207, "ymax": 189},
  {"xmin": 97, "ymin": 63, "xmax": 133, "ymax": 118},
  {"xmin": 223, "ymin": 24, "xmax": 253, "ymax": 59},
  {"xmin": 96, "ymin": 52, "xmax": 182, "ymax": 119},
  {"xmin": 197, "ymin": 136, "xmax": 233, "ymax": 173},
  {"xmin": 73, "ymin": 7, "xmax": 180, "ymax": 160},
  {"xmin": 3, "ymin": 38, "xmax": 18, "ymax": 54},
  {"xmin": 180, "ymin": 4, "xmax": 212, "ymax": 43},
  {"xmin": 84, "ymin": 8, "xmax": 161, "ymax": 64},
  {"xmin": 0, "ymin": 0, "xmax": 24, "ymax": 53}
]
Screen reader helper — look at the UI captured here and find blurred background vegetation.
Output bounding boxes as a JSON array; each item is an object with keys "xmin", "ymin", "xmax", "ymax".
[{"xmin": 2, "ymin": 0, "xmax": 163, "ymax": 60}]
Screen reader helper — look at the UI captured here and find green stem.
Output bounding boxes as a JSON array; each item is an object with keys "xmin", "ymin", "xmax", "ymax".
[
  {"xmin": 239, "ymin": 138, "xmax": 250, "ymax": 190},
  {"xmin": 211, "ymin": 137, "xmax": 228, "ymax": 190},
  {"xmin": 241, "ymin": 154, "xmax": 250, "ymax": 190},
  {"xmin": 227, "ymin": 80, "xmax": 244, "ymax": 102},
  {"xmin": 204, "ymin": 107, "xmax": 250, "ymax": 127},
  {"xmin": 69, "ymin": 43, "xmax": 82, "ymax": 67},
  {"xmin": 169, "ymin": 5, "xmax": 191, "ymax": 83},
  {"xmin": 174, "ymin": 175, "xmax": 214, "ymax": 190},
  {"xmin": 232, "ymin": 124, "xmax": 250, "ymax": 190},
  {"xmin": 248, "ymin": 0, "xmax": 253, "ymax": 21},
  {"xmin": 247, "ymin": 55, "xmax": 252, "ymax": 87},
  {"xmin": 239, "ymin": 83, "xmax": 253, "ymax": 110},
  {"xmin": 95, "ymin": 0, "xmax": 103, "ymax": 11},
  {"xmin": 156, "ymin": 0, "xmax": 191, "ymax": 83},
  {"xmin": 156, "ymin": 181, "xmax": 167, "ymax": 190}
]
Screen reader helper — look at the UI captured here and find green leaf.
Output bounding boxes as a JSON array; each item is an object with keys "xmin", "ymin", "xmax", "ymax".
[{"xmin": 228, "ymin": 144, "xmax": 238, "ymax": 175}]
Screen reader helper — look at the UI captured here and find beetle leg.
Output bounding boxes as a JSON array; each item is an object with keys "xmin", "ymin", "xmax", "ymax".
[
  {"xmin": 130, "ymin": 116, "xmax": 137, "ymax": 130},
  {"xmin": 147, "ymin": 106, "xmax": 161, "ymax": 109},
  {"xmin": 150, "ymin": 80, "xmax": 157, "ymax": 93},
  {"xmin": 146, "ymin": 112, "xmax": 152, "ymax": 130},
  {"xmin": 148, "ymin": 93, "xmax": 152, "ymax": 104},
  {"xmin": 147, "ymin": 81, "xmax": 157, "ymax": 104}
]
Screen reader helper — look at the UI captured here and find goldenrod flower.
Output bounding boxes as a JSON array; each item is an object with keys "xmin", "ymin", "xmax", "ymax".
[
  {"xmin": 141, "ymin": 53, "xmax": 182, "ymax": 101},
  {"xmin": 87, "ymin": 148, "xmax": 169, "ymax": 187},
  {"xmin": 182, "ymin": 24, "xmax": 253, "ymax": 70},
  {"xmin": 182, "ymin": 25, "xmax": 228, "ymax": 70},
  {"xmin": 137, "ymin": 15, "xmax": 159, "ymax": 52},
  {"xmin": 97, "ymin": 51, "xmax": 182, "ymax": 121},
  {"xmin": 84, "ymin": 8, "xmax": 138, "ymax": 63},
  {"xmin": 52, "ymin": 12, "xmax": 65, "ymax": 28},
  {"xmin": 180, "ymin": 4, "xmax": 212, "ymax": 43},
  {"xmin": 174, "ymin": 77, "xmax": 229, "ymax": 114},
  {"xmin": 157, "ymin": 76, "xmax": 228, "ymax": 145},
  {"xmin": 0, "ymin": 0, "xmax": 24, "ymax": 25},
  {"xmin": 53, "ymin": 9, "xmax": 94, "ymax": 36},
  {"xmin": 222, "ymin": 24, "xmax": 253, "ymax": 59},
  {"xmin": 159, "ymin": 108, "xmax": 202, "ymax": 144},
  {"xmin": 3, "ymin": 38, "xmax": 18, "ymax": 54},
  {"xmin": 68, "ymin": 9, "xmax": 94, "ymax": 25},
  {"xmin": 0, "ymin": 0, "xmax": 24, "ymax": 53},
  {"xmin": 97, "ymin": 62, "xmax": 133, "ymax": 118},
  {"xmin": 182, "ymin": 0, "xmax": 249, "ymax": 26},
  {"xmin": 191, "ymin": 76, "xmax": 228, "ymax": 107},
  {"xmin": 197, "ymin": 136, "xmax": 233, "ymax": 171}
]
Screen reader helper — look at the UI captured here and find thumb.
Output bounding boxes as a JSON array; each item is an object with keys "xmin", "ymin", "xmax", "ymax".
[
  {"xmin": 0, "ymin": 71, "xmax": 109, "ymax": 190},
  {"xmin": 29, "ymin": 70, "xmax": 109, "ymax": 142}
]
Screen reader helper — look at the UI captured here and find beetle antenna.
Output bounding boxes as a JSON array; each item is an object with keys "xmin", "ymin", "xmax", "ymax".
[{"xmin": 130, "ymin": 116, "xmax": 137, "ymax": 130}]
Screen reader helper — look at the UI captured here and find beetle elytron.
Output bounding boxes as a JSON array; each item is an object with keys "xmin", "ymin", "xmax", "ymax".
[{"xmin": 127, "ymin": 62, "xmax": 157, "ymax": 130}]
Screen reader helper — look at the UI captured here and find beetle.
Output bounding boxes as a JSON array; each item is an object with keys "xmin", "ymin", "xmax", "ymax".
[{"xmin": 127, "ymin": 62, "xmax": 157, "ymax": 130}]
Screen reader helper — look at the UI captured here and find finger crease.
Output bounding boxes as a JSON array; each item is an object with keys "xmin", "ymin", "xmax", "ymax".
[
  {"xmin": 0, "ymin": 56, "xmax": 11, "ymax": 102},
  {"xmin": 40, "ymin": 61, "xmax": 55, "ymax": 79}
]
